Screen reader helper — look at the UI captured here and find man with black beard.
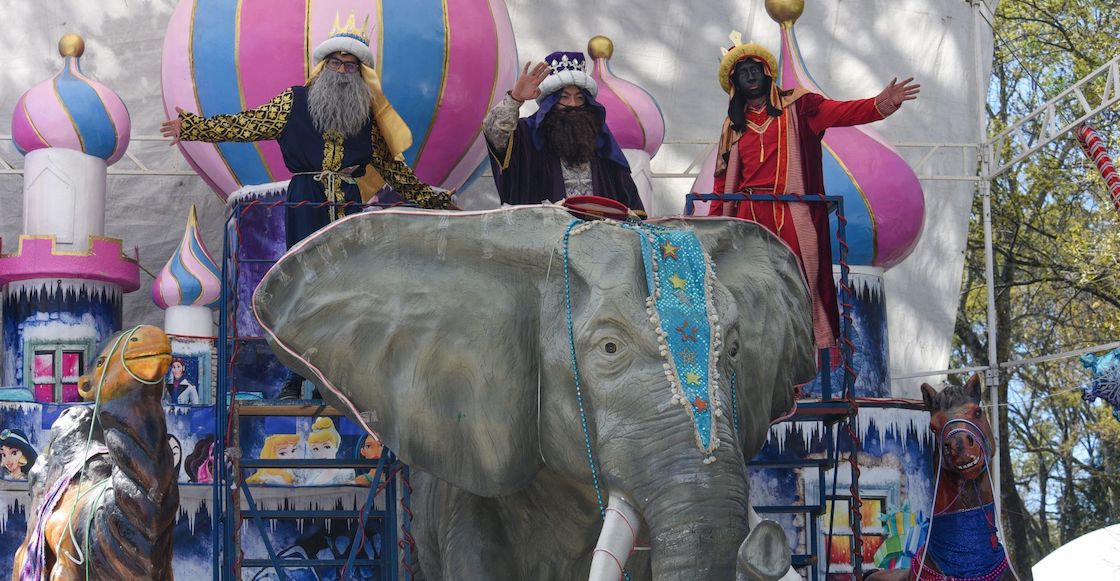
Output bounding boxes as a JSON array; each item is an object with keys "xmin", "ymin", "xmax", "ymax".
[
  {"xmin": 708, "ymin": 40, "xmax": 918, "ymax": 349},
  {"xmin": 484, "ymin": 51, "xmax": 643, "ymax": 212},
  {"xmin": 162, "ymin": 15, "xmax": 451, "ymax": 399}
]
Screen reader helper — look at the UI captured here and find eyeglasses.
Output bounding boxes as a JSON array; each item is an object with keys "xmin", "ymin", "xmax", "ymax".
[{"xmin": 326, "ymin": 57, "xmax": 360, "ymax": 74}]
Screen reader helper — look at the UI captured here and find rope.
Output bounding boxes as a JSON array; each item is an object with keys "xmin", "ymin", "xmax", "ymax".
[{"xmin": 399, "ymin": 466, "xmax": 416, "ymax": 580}]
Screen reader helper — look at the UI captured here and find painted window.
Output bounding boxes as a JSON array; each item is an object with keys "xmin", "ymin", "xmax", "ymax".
[
  {"xmin": 822, "ymin": 496, "xmax": 887, "ymax": 575},
  {"xmin": 25, "ymin": 343, "xmax": 90, "ymax": 403}
]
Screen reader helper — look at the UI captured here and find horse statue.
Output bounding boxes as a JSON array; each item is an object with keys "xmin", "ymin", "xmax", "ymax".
[
  {"xmin": 12, "ymin": 325, "xmax": 179, "ymax": 580},
  {"xmin": 867, "ymin": 375, "xmax": 1019, "ymax": 581}
]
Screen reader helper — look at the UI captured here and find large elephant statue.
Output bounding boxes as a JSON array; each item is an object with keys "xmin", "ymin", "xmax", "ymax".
[{"xmin": 253, "ymin": 206, "xmax": 816, "ymax": 580}]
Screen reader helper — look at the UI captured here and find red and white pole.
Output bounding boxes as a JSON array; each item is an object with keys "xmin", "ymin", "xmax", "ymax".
[{"xmin": 1076, "ymin": 123, "xmax": 1120, "ymax": 213}]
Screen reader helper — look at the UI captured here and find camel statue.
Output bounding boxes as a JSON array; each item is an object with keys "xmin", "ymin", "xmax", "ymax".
[{"xmin": 13, "ymin": 325, "xmax": 179, "ymax": 580}]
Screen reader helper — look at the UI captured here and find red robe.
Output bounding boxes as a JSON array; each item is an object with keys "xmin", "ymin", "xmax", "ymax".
[{"xmin": 709, "ymin": 91, "xmax": 894, "ymax": 348}]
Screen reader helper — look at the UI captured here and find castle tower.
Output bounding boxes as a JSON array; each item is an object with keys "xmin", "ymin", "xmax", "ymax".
[
  {"xmin": 1, "ymin": 34, "xmax": 138, "ymax": 402},
  {"xmin": 586, "ymin": 36, "xmax": 668, "ymax": 216},
  {"xmin": 152, "ymin": 206, "xmax": 221, "ymax": 405}
]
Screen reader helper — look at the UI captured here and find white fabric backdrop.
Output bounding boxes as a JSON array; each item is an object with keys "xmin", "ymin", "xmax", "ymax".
[{"xmin": 0, "ymin": 0, "xmax": 996, "ymax": 396}]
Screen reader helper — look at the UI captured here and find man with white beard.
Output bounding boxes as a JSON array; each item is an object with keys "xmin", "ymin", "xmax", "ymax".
[
  {"xmin": 162, "ymin": 14, "xmax": 451, "ymax": 399},
  {"xmin": 161, "ymin": 13, "xmax": 451, "ymax": 249}
]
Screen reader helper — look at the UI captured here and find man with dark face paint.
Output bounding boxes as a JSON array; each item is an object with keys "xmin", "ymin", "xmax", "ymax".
[
  {"xmin": 162, "ymin": 13, "xmax": 453, "ymax": 400},
  {"xmin": 708, "ymin": 41, "xmax": 919, "ymax": 348},
  {"xmin": 483, "ymin": 51, "xmax": 644, "ymax": 212}
]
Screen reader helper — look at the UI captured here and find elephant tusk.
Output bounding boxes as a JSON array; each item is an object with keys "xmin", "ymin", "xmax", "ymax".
[{"xmin": 588, "ymin": 492, "xmax": 642, "ymax": 581}]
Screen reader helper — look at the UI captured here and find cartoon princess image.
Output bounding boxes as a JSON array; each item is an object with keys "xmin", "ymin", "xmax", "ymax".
[
  {"xmin": 0, "ymin": 428, "xmax": 37, "ymax": 481},
  {"xmin": 301, "ymin": 417, "xmax": 353, "ymax": 486},
  {"xmin": 245, "ymin": 433, "xmax": 300, "ymax": 485},
  {"xmin": 352, "ymin": 434, "xmax": 384, "ymax": 487}
]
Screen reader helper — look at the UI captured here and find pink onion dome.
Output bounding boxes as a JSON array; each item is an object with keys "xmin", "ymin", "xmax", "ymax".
[
  {"xmin": 587, "ymin": 36, "xmax": 666, "ymax": 157},
  {"xmin": 152, "ymin": 206, "xmax": 222, "ymax": 309},
  {"xmin": 11, "ymin": 34, "xmax": 131, "ymax": 165},
  {"xmin": 767, "ymin": 0, "xmax": 924, "ymax": 268},
  {"xmin": 162, "ymin": 0, "xmax": 517, "ymax": 200}
]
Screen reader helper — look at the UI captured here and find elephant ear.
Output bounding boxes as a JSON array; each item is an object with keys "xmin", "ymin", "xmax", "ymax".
[
  {"xmin": 654, "ymin": 218, "xmax": 816, "ymax": 457},
  {"xmin": 253, "ymin": 206, "xmax": 578, "ymax": 497}
]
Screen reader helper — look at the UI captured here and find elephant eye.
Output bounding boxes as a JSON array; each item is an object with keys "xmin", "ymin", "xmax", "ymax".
[
  {"xmin": 604, "ymin": 342, "xmax": 618, "ymax": 354},
  {"xmin": 96, "ymin": 357, "xmax": 106, "ymax": 368},
  {"xmin": 727, "ymin": 342, "xmax": 739, "ymax": 358}
]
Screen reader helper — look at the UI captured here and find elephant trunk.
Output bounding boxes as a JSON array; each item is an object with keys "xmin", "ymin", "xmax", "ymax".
[
  {"xmin": 637, "ymin": 456, "xmax": 751, "ymax": 580},
  {"xmin": 588, "ymin": 492, "xmax": 642, "ymax": 581}
]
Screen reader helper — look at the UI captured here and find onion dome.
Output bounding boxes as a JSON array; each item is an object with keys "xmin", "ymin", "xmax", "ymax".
[
  {"xmin": 11, "ymin": 34, "xmax": 131, "ymax": 165},
  {"xmin": 765, "ymin": 0, "xmax": 925, "ymax": 268},
  {"xmin": 152, "ymin": 206, "xmax": 222, "ymax": 309},
  {"xmin": 587, "ymin": 36, "xmax": 666, "ymax": 157}
]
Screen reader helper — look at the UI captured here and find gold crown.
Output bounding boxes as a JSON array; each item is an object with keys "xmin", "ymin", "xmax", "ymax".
[
  {"xmin": 718, "ymin": 31, "xmax": 778, "ymax": 95},
  {"xmin": 330, "ymin": 11, "xmax": 371, "ymax": 45}
]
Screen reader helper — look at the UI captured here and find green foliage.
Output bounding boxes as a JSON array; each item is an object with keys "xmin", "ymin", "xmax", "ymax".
[{"xmin": 951, "ymin": 0, "xmax": 1120, "ymax": 574}]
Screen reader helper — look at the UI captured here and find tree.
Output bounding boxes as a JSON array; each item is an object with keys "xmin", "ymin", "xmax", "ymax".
[{"xmin": 952, "ymin": 0, "xmax": 1120, "ymax": 577}]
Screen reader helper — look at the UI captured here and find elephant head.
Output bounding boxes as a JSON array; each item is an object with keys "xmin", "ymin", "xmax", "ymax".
[{"xmin": 253, "ymin": 206, "xmax": 815, "ymax": 579}]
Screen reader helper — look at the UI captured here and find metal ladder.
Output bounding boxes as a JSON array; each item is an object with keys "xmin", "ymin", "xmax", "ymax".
[{"xmin": 212, "ymin": 199, "xmax": 410, "ymax": 580}]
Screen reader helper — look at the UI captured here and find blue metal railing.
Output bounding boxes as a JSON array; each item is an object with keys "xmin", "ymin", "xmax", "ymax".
[{"xmin": 214, "ymin": 199, "xmax": 407, "ymax": 580}]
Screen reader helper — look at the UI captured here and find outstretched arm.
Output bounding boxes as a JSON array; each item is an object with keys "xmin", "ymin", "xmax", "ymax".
[
  {"xmin": 805, "ymin": 77, "xmax": 920, "ymax": 134},
  {"xmin": 161, "ymin": 88, "xmax": 294, "ymax": 145},
  {"xmin": 369, "ymin": 125, "xmax": 453, "ymax": 209}
]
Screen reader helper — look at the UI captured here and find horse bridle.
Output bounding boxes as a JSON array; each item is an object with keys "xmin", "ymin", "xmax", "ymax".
[{"xmin": 938, "ymin": 417, "xmax": 991, "ymax": 473}]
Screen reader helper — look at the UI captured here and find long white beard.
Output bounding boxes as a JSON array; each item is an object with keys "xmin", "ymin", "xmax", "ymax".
[{"xmin": 307, "ymin": 68, "xmax": 372, "ymax": 137}]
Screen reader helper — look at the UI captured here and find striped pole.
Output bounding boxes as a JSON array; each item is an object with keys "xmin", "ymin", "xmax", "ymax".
[{"xmin": 1076, "ymin": 123, "xmax": 1120, "ymax": 213}]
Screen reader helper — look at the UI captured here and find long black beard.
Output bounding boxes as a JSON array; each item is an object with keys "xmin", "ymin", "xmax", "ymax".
[
  {"xmin": 308, "ymin": 68, "xmax": 372, "ymax": 137},
  {"xmin": 540, "ymin": 106, "xmax": 601, "ymax": 164}
]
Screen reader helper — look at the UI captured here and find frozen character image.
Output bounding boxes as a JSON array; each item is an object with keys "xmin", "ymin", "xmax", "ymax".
[
  {"xmin": 165, "ymin": 357, "xmax": 200, "ymax": 405},
  {"xmin": 0, "ymin": 428, "xmax": 37, "ymax": 481},
  {"xmin": 353, "ymin": 434, "xmax": 384, "ymax": 487},
  {"xmin": 301, "ymin": 417, "xmax": 353, "ymax": 486},
  {"xmin": 167, "ymin": 434, "xmax": 183, "ymax": 480},
  {"xmin": 245, "ymin": 434, "xmax": 300, "ymax": 485},
  {"xmin": 185, "ymin": 435, "xmax": 217, "ymax": 484}
]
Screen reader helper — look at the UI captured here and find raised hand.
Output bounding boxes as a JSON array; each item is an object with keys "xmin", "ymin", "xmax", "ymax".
[
  {"xmin": 509, "ymin": 61, "xmax": 550, "ymax": 103},
  {"xmin": 160, "ymin": 106, "xmax": 186, "ymax": 145},
  {"xmin": 883, "ymin": 77, "xmax": 920, "ymax": 108}
]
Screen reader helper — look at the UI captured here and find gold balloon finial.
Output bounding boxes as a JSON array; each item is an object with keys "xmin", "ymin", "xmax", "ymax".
[
  {"xmin": 764, "ymin": 0, "xmax": 804, "ymax": 27},
  {"xmin": 58, "ymin": 33, "xmax": 85, "ymax": 57},
  {"xmin": 587, "ymin": 35, "xmax": 614, "ymax": 60}
]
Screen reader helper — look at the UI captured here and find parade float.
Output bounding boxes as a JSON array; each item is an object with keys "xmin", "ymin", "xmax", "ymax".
[{"xmin": 6, "ymin": 0, "xmax": 1109, "ymax": 579}]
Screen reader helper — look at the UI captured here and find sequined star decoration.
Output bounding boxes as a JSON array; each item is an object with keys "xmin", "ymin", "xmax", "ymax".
[
  {"xmin": 675, "ymin": 320, "xmax": 699, "ymax": 342},
  {"xmin": 661, "ymin": 240, "xmax": 680, "ymax": 259},
  {"xmin": 622, "ymin": 221, "xmax": 724, "ymax": 464}
]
